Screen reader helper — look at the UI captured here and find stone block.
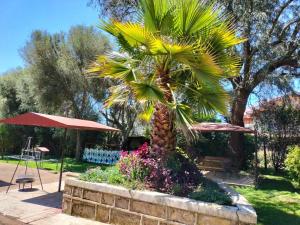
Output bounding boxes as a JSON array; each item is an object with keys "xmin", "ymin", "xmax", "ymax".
[
  {"xmin": 72, "ymin": 200, "xmax": 95, "ymax": 220},
  {"xmin": 131, "ymin": 200, "xmax": 166, "ymax": 218},
  {"xmin": 64, "ymin": 185, "xmax": 72, "ymax": 196},
  {"xmin": 197, "ymin": 214, "xmax": 236, "ymax": 225},
  {"xmin": 167, "ymin": 207, "xmax": 195, "ymax": 225},
  {"xmin": 102, "ymin": 193, "xmax": 114, "ymax": 205},
  {"xmin": 142, "ymin": 216, "xmax": 158, "ymax": 225},
  {"xmin": 115, "ymin": 196, "xmax": 129, "ymax": 209},
  {"xmin": 73, "ymin": 187, "xmax": 83, "ymax": 198},
  {"xmin": 95, "ymin": 205, "xmax": 110, "ymax": 223},
  {"xmin": 83, "ymin": 189, "xmax": 102, "ymax": 203},
  {"xmin": 62, "ymin": 197, "xmax": 72, "ymax": 214},
  {"xmin": 110, "ymin": 208, "xmax": 141, "ymax": 225}
]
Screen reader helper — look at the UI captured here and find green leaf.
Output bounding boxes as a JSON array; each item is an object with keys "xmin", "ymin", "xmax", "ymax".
[{"xmin": 131, "ymin": 81, "xmax": 165, "ymax": 103}]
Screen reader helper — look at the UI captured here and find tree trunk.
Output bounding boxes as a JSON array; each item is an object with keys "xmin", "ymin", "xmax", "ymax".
[
  {"xmin": 150, "ymin": 67, "xmax": 176, "ymax": 162},
  {"xmin": 230, "ymin": 88, "xmax": 250, "ymax": 169},
  {"xmin": 151, "ymin": 103, "xmax": 176, "ymax": 161},
  {"xmin": 75, "ymin": 130, "xmax": 81, "ymax": 161}
]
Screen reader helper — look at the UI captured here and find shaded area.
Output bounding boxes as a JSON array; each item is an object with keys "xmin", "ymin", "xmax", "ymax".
[
  {"xmin": 258, "ymin": 175, "xmax": 298, "ymax": 192},
  {"xmin": 234, "ymin": 173, "xmax": 300, "ymax": 225},
  {"xmin": 0, "ymin": 180, "xmax": 11, "ymax": 187},
  {"xmin": 0, "ymin": 213, "xmax": 25, "ymax": 225},
  {"xmin": 22, "ymin": 192, "xmax": 62, "ymax": 209}
]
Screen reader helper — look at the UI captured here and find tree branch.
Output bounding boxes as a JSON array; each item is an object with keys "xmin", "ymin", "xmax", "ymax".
[
  {"xmin": 268, "ymin": 0, "xmax": 295, "ymax": 37},
  {"xmin": 252, "ymin": 57, "xmax": 299, "ymax": 88}
]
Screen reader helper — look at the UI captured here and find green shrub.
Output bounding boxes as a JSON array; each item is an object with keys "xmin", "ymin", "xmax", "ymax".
[
  {"xmin": 188, "ymin": 178, "xmax": 232, "ymax": 205},
  {"xmin": 80, "ymin": 166, "xmax": 125, "ymax": 184},
  {"xmin": 285, "ymin": 145, "xmax": 300, "ymax": 186}
]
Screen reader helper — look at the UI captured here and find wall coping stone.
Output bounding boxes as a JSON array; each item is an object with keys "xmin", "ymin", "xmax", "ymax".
[
  {"xmin": 65, "ymin": 178, "xmax": 257, "ymax": 224},
  {"xmin": 217, "ymin": 182, "xmax": 257, "ymax": 224}
]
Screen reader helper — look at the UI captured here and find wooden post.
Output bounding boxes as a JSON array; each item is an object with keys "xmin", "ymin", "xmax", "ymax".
[
  {"xmin": 254, "ymin": 130, "xmax": 259, "ymax": 188},
  {"xmin": 58, "ymin": 128, "xmax": 67, "ymax": 192},
  {"xmin": 263, "ymin": 138, "xmax": 267, "ymax": 170}
]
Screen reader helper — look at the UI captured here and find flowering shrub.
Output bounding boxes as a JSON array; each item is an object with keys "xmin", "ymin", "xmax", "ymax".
[
  {"xmin": 117, "ymin": 142, "xmax": 174, "ymax": 192},
  {"xmin": 117, "ymin": 143, "xmax": 151, "ymax": 181},
  {"xmin": 80, "ymin": 143, "xmax": 231, "ymax": 205}
]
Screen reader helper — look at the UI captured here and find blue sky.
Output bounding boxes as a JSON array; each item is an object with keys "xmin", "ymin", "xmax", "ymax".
[{"xmin": 0, "ymin": 0, "xmax": 99, "ymax": 74}]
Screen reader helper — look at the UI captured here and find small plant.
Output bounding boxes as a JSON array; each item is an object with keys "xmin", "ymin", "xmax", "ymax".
[
  {"xmin": 285, "ymin": 145, "xmax": 300, "ymax": 186},
  {"xmin": 188, "ymin": 178, "xmax": 232, "ymax": 205}
]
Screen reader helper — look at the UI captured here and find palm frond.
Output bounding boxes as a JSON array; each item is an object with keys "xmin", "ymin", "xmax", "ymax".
[
  {"xmin": 131, "ymin": 81, "xmax": 165, "ymax": 103},
  {"xmin": 138, "ymin": 101, "xmax": 155, "ymax": 121},
  {"xmin": 105, "ymin": 84, "xmax": 130, "ymax": 107},
  {"xmin": 87, "ymin": 55, "xmax": 137, "ymax": 83},
  {"xmin": 181, "ymin": 81, "xmax": 230, "ymax": 115},
  {"xmin": 172, "ymin": 0, "xmax": 219, "ymax": 37},
  {"xmin": 168, "ymin": 102, "xmax": 196, "ymax": 140},
  {"xmin": 140, "ymin": 0, "xmax": 173, "ymax": 33}
]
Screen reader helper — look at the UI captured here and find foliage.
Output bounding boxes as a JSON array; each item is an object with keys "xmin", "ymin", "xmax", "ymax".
[
  {"xmin": 189, "ymin": 178, "xmax": 232, "ymax": 205},
  {"xmin": 224, "ymin": 0, "xmax": 300, "ymax": 167},
  {"xmin": 21, "ymin": 26, "xmax": 111, "ymax": 160},
  {"xmin": 285, "ymin": 145, "xmax": 300, "ymax": 186},
  {"xmin": 234, "ymin": 173, "xmax": 300, "ymax": 225},
  {"xmin": 81, "ymin": 143, "xmax": 231, "ymax": 205},
  {"xmin": 117, "ymin": 144, "xmax": 149, "ymax": 181},
  {"xmin": 253, "ymin": 98, "xmax": 300, "ymax": 171},
  {"xmin": 80, "ymin": 166, "xmax": 126, "ymax": 185},
  {"xmin": 88, "ymin": 0, "xmax": 138, "ymax": 21},
  {"xmin": 88, "ymin": 0, "xmax": 300, "ymax": 170},
  {"xmin": 89, "ymin": 0, "xmax": 243, "ymax": 164}
]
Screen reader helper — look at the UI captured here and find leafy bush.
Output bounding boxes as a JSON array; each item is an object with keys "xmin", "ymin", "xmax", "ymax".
[
  {"xmin": 188, "ymin": 179, "xmax": 232, "ymax": 205},
  {"xmin": 80, "ymin": 143, "xmax": 232, "ymax": 205},
  {"xmin": 285, "ymin": 145, "xmax": 300, "ymax": 186},
  {"xmin": 118, "ymin": 150, "xmax": 148, "ymax": 181}
]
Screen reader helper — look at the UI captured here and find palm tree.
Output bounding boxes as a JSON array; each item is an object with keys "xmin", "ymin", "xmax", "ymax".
[{"xmin": 89, "ymin": 0, "xmax": 244, "ymax": 161}]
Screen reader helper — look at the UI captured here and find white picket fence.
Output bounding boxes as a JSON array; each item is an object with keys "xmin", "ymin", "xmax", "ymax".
[{"xmin": 82, "ymin": 148, "xmax": 121, "ymax": 165}]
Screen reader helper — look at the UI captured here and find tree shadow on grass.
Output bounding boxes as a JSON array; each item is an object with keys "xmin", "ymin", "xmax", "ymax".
[
  {"xmin": 255, "ymin": 202, "xmax": 300, "ymax": 225},
  {"xmin": 258, "ymin": 176, "xmax": 298, "ymax": 192}
]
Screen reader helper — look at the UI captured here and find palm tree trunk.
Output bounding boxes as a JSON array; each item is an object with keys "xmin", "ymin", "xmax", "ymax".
[
  {"xmin": 150, "ymin": 67, "xmax": 176, "ymax": 161},
  {"xmin": 151, "ymin": 103, "xmax": 176, "ymax": 160}
]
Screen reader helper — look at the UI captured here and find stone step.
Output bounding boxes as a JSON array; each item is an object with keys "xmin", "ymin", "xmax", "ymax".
[{"xmin": 197, "ymin": 165, "xmax": 225, "ymax": 172}]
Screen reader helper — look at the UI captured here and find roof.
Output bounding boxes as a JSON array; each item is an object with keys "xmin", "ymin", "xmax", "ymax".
[
  {"xmin": 244, "ymin": 93, "xmax": 300, "ymax": 119},
  {"xmin": 0, "ymin": 112, "xmax": 119, "ymax": 132},
  {"xmin": 191, "ymin": 122, "xmax": 254, "ymax": 133}
]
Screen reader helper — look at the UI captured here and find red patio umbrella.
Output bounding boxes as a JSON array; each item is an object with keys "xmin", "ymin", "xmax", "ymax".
[
  {"xmin": 0, "ymin": 112, "xmax": 119, "ymax": 192},
  {"xmin": 191, "ymin": 122, "xmax": 254, "ymax": 133}
]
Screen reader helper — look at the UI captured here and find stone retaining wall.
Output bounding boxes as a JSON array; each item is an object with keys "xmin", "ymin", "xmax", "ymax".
[{"xmin": 63, "ymin": 178, "xmax": 257, "ymax": 225}]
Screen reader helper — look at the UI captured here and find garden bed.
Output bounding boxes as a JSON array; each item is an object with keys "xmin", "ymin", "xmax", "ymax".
[{"xmin": 63, "ymin": 178, "xmax": 257, "ymax": 225}]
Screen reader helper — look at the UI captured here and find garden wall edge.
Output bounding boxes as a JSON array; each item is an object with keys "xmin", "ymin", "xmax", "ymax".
[{"xmin": 63, "ymin": 178, "xmax": 257, "ymax": 225}]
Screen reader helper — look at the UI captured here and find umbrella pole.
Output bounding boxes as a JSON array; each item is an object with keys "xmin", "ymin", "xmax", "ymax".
[{"xmin": 58, "ymin": 128, "xmax": 67, "ymax": 192}]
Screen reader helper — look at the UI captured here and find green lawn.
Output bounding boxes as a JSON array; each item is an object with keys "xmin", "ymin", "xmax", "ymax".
[
  {"xmin": 0, "ymin": 157, "xmax": 106, "ymax": 173},
  {"xmin": 234, "ymin": 172, "xmax": 300, "ymax": 225}
]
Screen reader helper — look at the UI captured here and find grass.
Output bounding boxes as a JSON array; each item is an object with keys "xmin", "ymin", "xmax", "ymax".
[
  {"xmin": 233, "ymin": 170, "xmax": 300, "ymax": 225},
  {"xmin": 0, "ymin": 157, "xmax": 104, "ymax": 173}
]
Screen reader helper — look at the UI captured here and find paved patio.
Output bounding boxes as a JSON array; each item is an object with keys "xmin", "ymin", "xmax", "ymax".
[
  {"xmin": 0, "ymin": 163, "xmax": 107, "ymax": 225},
  {"xmin": 0, "ymin": 163, "xmax": 61, "ymax": 192}
]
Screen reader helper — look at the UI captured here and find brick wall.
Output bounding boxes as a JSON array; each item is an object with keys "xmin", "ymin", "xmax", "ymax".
[{"xmin": 63, "ymin": 178, "xmax": 257, "ymax": 225}]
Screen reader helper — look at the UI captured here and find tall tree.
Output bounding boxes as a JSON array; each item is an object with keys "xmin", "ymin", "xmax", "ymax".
[
  {"xmin": 88, "ymin": 0, "xmax": 138, "ymax": 21},
  {"xmin": 89, "ymin": 0, "xmax": 243, "ymax": 162},
  {"xmin": 221, "ymin": 0, "xmax": 300, "ymax": 167},
  {"xmin": 22, "ymin": 26, "xmax": 111, "ymax": 161},
  {"xmin": 89, "ymin": 0, "xmax": 300, "ymax": 168}
]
